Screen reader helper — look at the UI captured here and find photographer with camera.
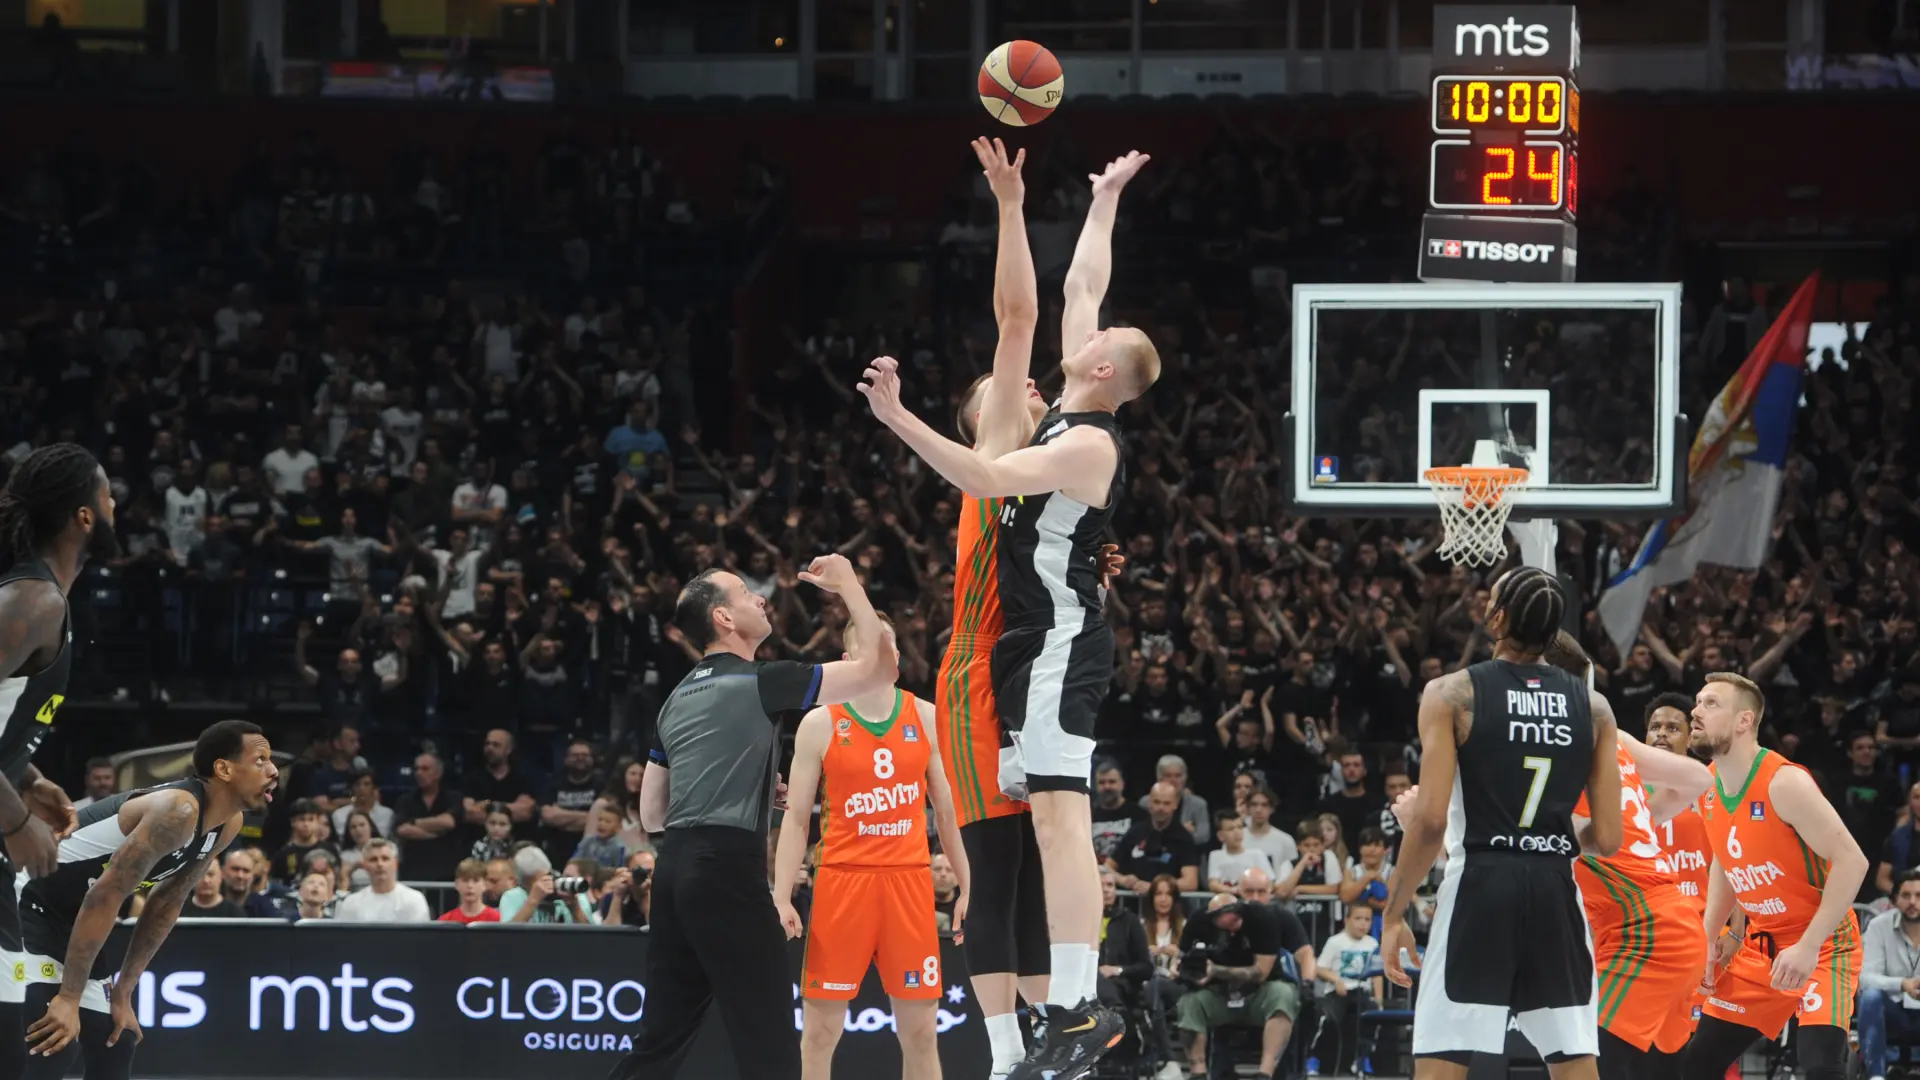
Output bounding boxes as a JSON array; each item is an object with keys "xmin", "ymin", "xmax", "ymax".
[
  {"xmin": 1173, "ymin": 891, "xmax": 1304, "ymax": 1080},
  {"xmin": 498, "ymin": 844, "xmax": 602, "ymax": 924},
  {"xmin": 600, "ymin": 850, "xmax": 654, "ymax": 928}
]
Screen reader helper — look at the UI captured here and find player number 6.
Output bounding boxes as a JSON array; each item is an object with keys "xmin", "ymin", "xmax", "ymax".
[{"xmin": 1726, "ymin": 826, "xmax": 1742, "ymax": 860}]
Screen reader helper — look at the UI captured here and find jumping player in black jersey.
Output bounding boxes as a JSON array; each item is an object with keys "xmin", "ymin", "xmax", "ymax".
[
  {"xmin": 861, "ymin": 313, "xmax": 1160, "ymax": 1080},
  {"xmin": 21, "ymin": 720, "xmax": 275, "ymax": 1078},
  {"xmin": 1381, "ymin": 567, "xmax": 1623, "ymax": 1080},
  {"xmin": 0, "ymin": 444, "xmax": 120, "ymax": 1075}
]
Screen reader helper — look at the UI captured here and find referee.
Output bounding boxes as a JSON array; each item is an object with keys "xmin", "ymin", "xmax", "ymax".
[{"xmin": 608, "ymin": 554, "xmax": 897, "ymax": 1080}]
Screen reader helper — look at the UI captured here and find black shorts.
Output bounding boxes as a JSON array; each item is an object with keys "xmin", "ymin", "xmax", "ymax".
[
  {"xmin": 991, "ymin": 620, "xmax": 1112, "ymax": 795},
  {"xmin": 959, "ymin": 814, "xmax": 1050, "ymax": 980},
  {"xmin": 1414, "ymin": 854, "xmax": 1597, "ymax": 1061}
]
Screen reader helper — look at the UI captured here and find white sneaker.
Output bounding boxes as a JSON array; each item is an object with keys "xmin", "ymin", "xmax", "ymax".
[{"xmin": 1153, "ymin": 1062, "xmax": 1185, "ymax": 1080}]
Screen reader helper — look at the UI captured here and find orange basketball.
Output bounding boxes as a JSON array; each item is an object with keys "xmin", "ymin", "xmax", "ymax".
[{"xmin": 978, "ymin": 40, "xmax": 1064, "ymax": 127}]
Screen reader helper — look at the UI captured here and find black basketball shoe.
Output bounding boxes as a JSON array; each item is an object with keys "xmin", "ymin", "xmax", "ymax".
[{"xmin": 1006, "ymin": 1002, "xmax": 1123, "ymax": 1080}]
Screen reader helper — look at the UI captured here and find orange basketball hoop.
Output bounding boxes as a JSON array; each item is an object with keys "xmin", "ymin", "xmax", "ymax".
[{"xmin": 1424, "ymin": 466, "xmax": 1529, "ymax": 567}]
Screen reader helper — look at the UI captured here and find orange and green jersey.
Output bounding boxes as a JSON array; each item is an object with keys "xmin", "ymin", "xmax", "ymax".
[
  {"xmin": 1700, "ymin": 749, "xmax": 1857, "ymax": 948},
  {"xmin": 1662, "ymin": 806, "xmax": 1712, "ymax": 913},
  {"xmin": 936, "ymin": 494, "xmax": 1025, "ymax": 826},
  {"xmin": 815, "ymin": 690, "xmax": 931, "ymax": 870}
]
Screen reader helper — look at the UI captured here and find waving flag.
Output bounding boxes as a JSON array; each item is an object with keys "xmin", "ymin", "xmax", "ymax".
[{"xmin": 1596, "ymin": 274, "xmax": 1819, "ymax": 656}]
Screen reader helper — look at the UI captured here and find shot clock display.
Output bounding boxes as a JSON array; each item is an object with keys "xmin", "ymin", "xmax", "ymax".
[
  {"xmin": 1430, "ymin": 75, "xmax": 1574, "ymax": 136},
  {"xmin": 1429, "ymin": 140, "xmax": 1574, "ymax": 212}
]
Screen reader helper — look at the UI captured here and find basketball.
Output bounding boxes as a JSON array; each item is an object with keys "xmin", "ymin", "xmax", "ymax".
[{"xmin": 978, "ymin": 40, "xmax": 1063, "ymax": 127}]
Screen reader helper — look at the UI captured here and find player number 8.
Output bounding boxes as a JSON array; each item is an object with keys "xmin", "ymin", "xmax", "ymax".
[
  {"xmin": 874, "ymin": 748, "xmax": 895, "ymax": 779},
  {"xmin": 923, "ymin": 956, "xmax": 940, "ymax": 986},
  {"xmin": 1726, "ymin": 826, "xmax": 1742, "ymax": 860}
]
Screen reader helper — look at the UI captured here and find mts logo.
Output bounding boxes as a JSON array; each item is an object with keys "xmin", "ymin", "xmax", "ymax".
[{"xmin": 1453, "ymin": 18, "xmax": 1552, "ymax": 57}]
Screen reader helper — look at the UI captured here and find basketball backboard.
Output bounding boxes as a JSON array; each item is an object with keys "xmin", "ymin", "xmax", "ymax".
[{"xmin": 1283, "ymin": 282, "xmax": 1686, "ymax": 520}]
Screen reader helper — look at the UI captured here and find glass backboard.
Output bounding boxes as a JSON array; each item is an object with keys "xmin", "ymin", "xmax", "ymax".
[{"xmin": 1284, "ymin": 283, "xmax": 1685, "ymax": 519}]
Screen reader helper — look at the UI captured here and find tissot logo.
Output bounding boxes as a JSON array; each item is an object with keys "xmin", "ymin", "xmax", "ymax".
[{"xmin": 1427, "ymin": 239, "xmax": 1463, "ymax": 258}]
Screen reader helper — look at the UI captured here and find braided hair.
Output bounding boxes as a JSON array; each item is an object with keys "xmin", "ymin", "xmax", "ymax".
[
  {"xmin": 0, "ymin": 443, "xmax": 103, "ymax": 568},
  {"xmin": 1488, "ymin": 566, "xmax": 1566, "ymax": 655}
]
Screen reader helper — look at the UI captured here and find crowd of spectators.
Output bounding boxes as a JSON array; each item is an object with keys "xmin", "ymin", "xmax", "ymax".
[{"xmin": 8, "ymin": 105, "xmax": 1920, "ymax": 1073}]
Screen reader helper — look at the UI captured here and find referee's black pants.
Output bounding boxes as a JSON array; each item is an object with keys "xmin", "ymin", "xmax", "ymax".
[{"xmin": 608, "ymin": 826, "xmax": 800, "ymax": 1080}]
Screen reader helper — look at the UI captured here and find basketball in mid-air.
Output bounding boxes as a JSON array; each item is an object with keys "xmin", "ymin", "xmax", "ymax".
[{"xmin": 978, "ymin": 40, "xmax": 1063, "ymax": 127}]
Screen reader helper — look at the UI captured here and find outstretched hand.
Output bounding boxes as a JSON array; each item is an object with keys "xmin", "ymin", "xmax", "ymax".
[
  {"xmin": 1090, "ymin": 150, "xmax": 1150, "ymax": 198},
  {"xmin": 857, "ymin": 355, "xmax": 907, "ymax": 426},
  {"xmin": 971, "ymin": 137, "xmax": 1026, "ymax": 205}
]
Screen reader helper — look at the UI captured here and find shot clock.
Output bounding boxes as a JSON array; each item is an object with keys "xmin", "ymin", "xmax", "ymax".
[
  {"xmin": 1420, "ymin": 5, "xmax": 1582, "ymax": 283},
  {"xmin": 1425, "ymin": 69, "xmax": 1578, "ymax": 219}
]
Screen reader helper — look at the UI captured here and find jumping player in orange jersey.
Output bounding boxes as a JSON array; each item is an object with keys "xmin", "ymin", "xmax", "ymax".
[
  {"xmin": 1546, "ymin": 637, "xmax": 1713, "ymax": 1080},
  {"xmin": 1640, "ymin": 692, "xmax": 1730, "ymax": 1065},
  {"xmin": 1683, "ymin": 672, "xmax": 1868, "ymax": 1080},
  {"xmin": 773, "ymin": 613, "xmax": 971, "ymax": 1080},
  {"xmin": 935, "ymin": 136, "xmax": 1149, "ymax": 1080}
]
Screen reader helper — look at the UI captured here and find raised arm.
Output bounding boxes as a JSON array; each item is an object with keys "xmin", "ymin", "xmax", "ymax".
[
  {"xmin": 1060, "ymin": 151, "xmax": 1150, "ymax": 354},
  {"xmin": 1621, "ymin": 728, "xmax": 1713, "ymax": 823},
  {"xmin": 1582, "ymin": 691, "xmax": 1624, "ymax": 857},
  {"xmin": 972, "ymin": 137, "xmax": 1041, "ymax": 460},
  {"xmin": 798, "ymin": 554, "xmax": 899, "ymax": 705},
  {"xmin": 862, "ymin": 356, "xmax": 1115, "ymax": 499}
]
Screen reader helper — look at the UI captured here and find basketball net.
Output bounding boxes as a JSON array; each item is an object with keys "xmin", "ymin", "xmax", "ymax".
[{"xmin": 1426, "ymin": 440, "xmax": 1550, "ymax": 569}]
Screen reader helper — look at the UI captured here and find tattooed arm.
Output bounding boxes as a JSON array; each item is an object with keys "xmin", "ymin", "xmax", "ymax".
[
  {"xmin": 113, "ymin": 814, "xmax": 242, "ymax": 992},
  {"xmin": 56, "ymin": 791, "xmax": 201, "ymax": 999}
]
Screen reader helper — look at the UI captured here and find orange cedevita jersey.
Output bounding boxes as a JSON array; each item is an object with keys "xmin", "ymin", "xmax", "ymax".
[
  {"xmin": 1662, "ymin": 806, "xmax": 1712, "ymax": 913},
  {"xmin": 817, "ymin": 691, "xmax": 932, "ymax": 871},
  {"xmin": 949, "ymin": 495, "xmax": 1005, "ymax": 644},
  {"xmin": 1698, "ymin": 750, "xmax": 1829, "ymax": 939},
  {"xmin": 1575, "ymin": 742, "xmax": 1681, "ymax": 892}
]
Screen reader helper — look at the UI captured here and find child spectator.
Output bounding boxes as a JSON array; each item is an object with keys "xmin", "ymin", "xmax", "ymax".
[
  {"xmin": 1277, "ymin": 823, "xmax": 1345, "ymax": 900},
  {"xmin": 573, "ymin": 803, "xmax": 628, "ymax": 869},
  {"xmin": 270, "ymin": 799, "xmax": 338, "ymax": 886},
  {"xmin": 292, "ymin": 870, "xmax": 337, "ymax": 921},
  {"xmin": 471, "ymin": 802, "xmax": 515, "ymax": 861},
  {"xmin": 1205, "ymin": 810, "xmax": 1274, "ymax": 893},
  {"xmin": 1310, "ymin": 905, "xmax": 1383, "ymax": 1076},
  {"xmin": 439, "ymin": 858, "xmax": 502, "ymax": 924},
  {"xmin": 1340, "ymin": 827, "xmax": 1393, "ymax": 938}
]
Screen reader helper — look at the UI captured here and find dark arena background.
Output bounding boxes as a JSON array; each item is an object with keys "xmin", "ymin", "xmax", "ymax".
[{"xmin": 0, "ymin": 0, "xmax": 1916, "ymax": 1077}]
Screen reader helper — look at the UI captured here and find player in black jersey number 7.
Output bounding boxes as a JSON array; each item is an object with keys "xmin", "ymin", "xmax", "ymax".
[
  {"xmin": 0, "ymin": 444, "xmax": 121, "ymax": 1079},
  {"xmin": 22, "ymin": 721, "xmax": 277, "ymax": 1078},
  {"xmin": 1381, "ymin": 568, "xmax": 1623, "ymax": 1080}
]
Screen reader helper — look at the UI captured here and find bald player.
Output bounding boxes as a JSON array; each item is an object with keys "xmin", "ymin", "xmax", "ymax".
[
  {"xmin": 868, "ymin": 143, "xmax": 1157, "ymax": 1080},
  {"xmin": 936, "ymin": 137, "xmax": 1147, "ymax": 1079}
]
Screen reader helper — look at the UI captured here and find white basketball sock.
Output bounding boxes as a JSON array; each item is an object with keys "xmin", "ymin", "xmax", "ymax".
[
  {"xmin": 986, "ymin": 1012, "xmax": 1024, "ymax": 1072},
  {"xmin": 1046, "ymin": 944, "xmax": 1094, "ymax": 1009}
]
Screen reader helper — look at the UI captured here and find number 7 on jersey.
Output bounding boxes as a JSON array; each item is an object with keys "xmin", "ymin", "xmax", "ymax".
[{"xmin": 1519, "ymin": 756, "xmax": 1552, "ymax": 828}]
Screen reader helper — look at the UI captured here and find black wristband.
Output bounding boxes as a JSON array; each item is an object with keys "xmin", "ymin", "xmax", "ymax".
[{"xmin": 3, "ymin": 813, "xmax": 31, "ymax": 837}]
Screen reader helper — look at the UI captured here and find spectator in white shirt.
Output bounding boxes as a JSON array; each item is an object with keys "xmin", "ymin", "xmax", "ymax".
[
  {"xmin": 1206, "ymin": 810, "xmax": 1275, "ymax": 894},
  {"xmin": 380, "ymin": 386, "xmax": 424, "ymax": 474},
  {"xmin": 450, "ymin": 460, "xmax": 508, "ymax": 550},
  {"xmin": 1276, "ymin": 825, "xmax": 1345, "ymax": 901},
  {"xmin": 162, "ymin": 460, "xmax": 210, "ymax": 561},
  {"xmin": 262, "ymin": 424, "xmax": 321, "ymax": 496},
  {"xmin": 1311, "ymin": 906, "xmax": 1383, "ymax": 1075},
  {"xmin": 431, "ymin": 526, "xmax": 484, "ymax": 618},
  {"xmin": 333, "ymin": 839, "xmax": 431, "ymax": 922},
  {"xmin": 1241, "ymin": 786, "xmax": 1298, "ymax": 870},
  {"xmin": 213, "ymin": 284, "xmax": 263, "ymax": 348},
  {"xmin": 331, "ymin": 769, "xmax": 396, "ymax": 839}
]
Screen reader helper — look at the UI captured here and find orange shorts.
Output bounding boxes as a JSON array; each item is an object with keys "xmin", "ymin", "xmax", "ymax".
[
  {"xmin": 801, "ymin": 866, "xmax": 942, "ymax": 1001},
  {"xmin": 1702, "ymin": 932, "xmax": 1859, "ymax": 1037},
  {"xmin": 1654, "ymin": 986, "xmax": 1708, "ymax": 1054},
  {"xmin": 936, "ymin": 640, "xmax": 1024, "ymax": 826},
  {"xmin": 1588, "ymin": 887, "xmax": 1708, "ymax": 1051}
]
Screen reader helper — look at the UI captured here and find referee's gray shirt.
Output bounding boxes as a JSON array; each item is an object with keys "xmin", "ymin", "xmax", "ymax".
[{"xmin": 648, "ymin": 652, "xmax": 823, "ymax": 838}]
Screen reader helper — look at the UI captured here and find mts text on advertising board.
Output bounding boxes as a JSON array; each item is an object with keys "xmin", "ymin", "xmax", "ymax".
[{"xmin": 1432, "ymin": 5, "xmax": 1580, "ymax": 76}]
